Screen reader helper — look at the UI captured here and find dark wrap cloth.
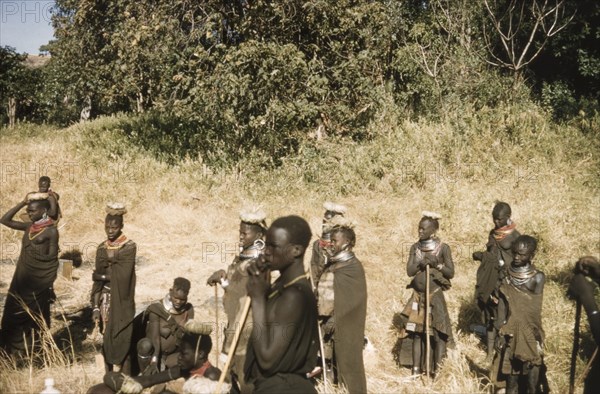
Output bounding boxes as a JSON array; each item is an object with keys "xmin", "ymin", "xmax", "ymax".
[
  {"xmin": 476, "ymin": 228, "xmax": 521, "ymax": 304},
  {"xmin": 94, "ymin": 240, "xmax": 136, "ymax": 365},
  {"xmin": 1, "ymin": 226, "xmax": 59, "ymax": 348},
  {"xmin": 498, "ymin": 281, "xmax": 545, "ymax": 368},
  {"xmin": 222, "ymin": 255, "xmax": 254, "ymax": 393},
  {"xmin": 332, "ymin": 256, "xmax": 367, "ymax": 394}
]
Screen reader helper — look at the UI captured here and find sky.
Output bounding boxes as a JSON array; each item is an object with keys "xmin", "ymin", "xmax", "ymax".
[{"xmin": 0, "ymin": 0, "xmax": 55, "ymax": 54}]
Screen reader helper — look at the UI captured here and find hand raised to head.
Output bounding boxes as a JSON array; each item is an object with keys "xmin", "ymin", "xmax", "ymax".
[
  {"xmin": 246, "ymin": 270, "xmax": 269, "ymax": 299},
  {"xmin": 567, "ymin": 273, "xmax": 597, "ymax": 307},
  {"xmin": 575, "ymin": 256, "xmax": 600, "ymax": 282}
]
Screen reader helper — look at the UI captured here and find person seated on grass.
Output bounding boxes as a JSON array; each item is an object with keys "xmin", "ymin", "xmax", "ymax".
[
  {"xmin": 473, "ymin": 201, "xmax": 520, "ymax": 364},
  {"xmin": 0, "ymin": 193, "xmax": 59, "ymax": 354},
  {"xmin": 137, "ymin": 277, "xmax": 195, "ymax": 375},
  {"xmin": 568, "ymin": 256, "xmax": 600, "ymax": 394},
  {"xmin": 87, "ymin": 324, "xmax": 226, "ymax": 394},
  {"xmin": 206, "ymin": 208, "xmax": 267, "ymax": 393},
  {"xmin": 492, "ymin": 235, "xmax": 547, "ymax": 394}
]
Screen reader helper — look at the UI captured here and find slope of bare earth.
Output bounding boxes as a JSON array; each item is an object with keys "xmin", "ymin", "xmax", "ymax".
[{"xmin": 0, "ymin": 107, "xmax": 598, "ymax": 393}]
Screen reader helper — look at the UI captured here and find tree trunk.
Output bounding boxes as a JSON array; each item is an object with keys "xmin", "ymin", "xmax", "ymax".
[
  {"xmin": 7, "ymin": 97, "xmax": 16, "ymax": 128},
  {"xmin": 136, "ymin": 92, "xmax": 145, "ymax": 113}
]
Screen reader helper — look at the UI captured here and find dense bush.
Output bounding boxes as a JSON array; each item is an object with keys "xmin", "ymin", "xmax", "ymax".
[{"xmin": 2, "ymin": 0, "xmax": 598, "ymax": 164}]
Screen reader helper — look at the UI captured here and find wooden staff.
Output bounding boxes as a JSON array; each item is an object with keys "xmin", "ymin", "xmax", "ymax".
[
  {"xmin": 215, "ymin": 285, "xmax": 220, "ymax": 369},
  {"xmin": 215, "ymin": 296, "xmax": 251, "ymax": 394},
  {"xmin": 308, "ymin": 264, "xmax": 329, "ymax": 386},
  {"xmin": 425, "ymin": 264, "xmax": 431, "ymax": 380},
  {"xmin": 575, "ymin": 347, "xmax": 598, "ymax": 388},
  {"xmin": 569, "ymin": 301, "xmax": 582, "ymax": 394}
]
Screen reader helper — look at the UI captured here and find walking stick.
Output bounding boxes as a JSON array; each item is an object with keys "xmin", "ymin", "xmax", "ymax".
[
  {"xmin": 425, "ymin": 264, "xmax": 431, "ymax": 380},
  {"xmin": 308, "ymin": 264, "xmax": 329, "ymax": 386},
  {"xmin": 569, "ymin": 301, "xmax": 582, "ymax": 394},
  {"xmin": 575, "ymin": 347, "xmax": 598, "ymax": 388},
  {"xmin": 215, "ymin": 285, "xmax": 220, "ymax": 369},
  {"xmin": 215, "ymin": 296, "xmax": 251, "ymax": 394}
]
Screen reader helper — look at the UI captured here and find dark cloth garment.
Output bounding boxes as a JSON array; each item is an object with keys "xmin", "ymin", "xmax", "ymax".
[
  {"xmin": 244, "ymin": 277, "xmax": 318, "ymax": 388},
  {"xmin": 475, "ymin": 228, "xmax": 520, "ymax": 302},
  {"xmin": 310, "ymin": 240, "xmax": 327, "ymax": 287},
  {"xmin": 584, "ymin": 313, "xmax": 600, "ymax": 394},
  {"xmin": 223, "ymin": 256, "xmax": 253, "ymax": 352},
  {"xmin": 394, "ymin": 241, "xmax": 454, "ymax": 367},
  {"xmin": 92, "ymin": 240, "xmax": 137, "ymax": 365},
  {"xmin": 0, "ymin": 226, "xmax": 59, "ymax": 349},
  {"xmin": 222, "ymin": 255, "xmax": 255, "ymax": 393},
  {"xmin": 330, "ymin": 256, "xmax": 367, "ymax": 394},
  {"xmin": 253, "ymin": 373, "xmax": 317, "ymax": 394},
  {"xmin": 406, "ymin": 242, "xmax": 454, "ymax": 341},
  {"xmin": 498, "ymin": 281, "xmax": 545, "ymax": 369},
  {"xmin": 486, "ymin": 228, "xmax": 520, "ymax": 267},
  {"xmin": 400, "ymin": 289, "xmax": 452, "ymax": 339}
]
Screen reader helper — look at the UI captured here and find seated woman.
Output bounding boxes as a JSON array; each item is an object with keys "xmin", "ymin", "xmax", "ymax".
[
  {"xmin": 87, "ymin": 323, "xmax": 226, "ymax": 394},
  {"xmin": 394, "ymin": 211, "xmax": 454, "ymax": 377},
  {"xmin": 137, "ymin": 277, "xmax": 195, "ymax": 374},
  {"xmin": 0, "ymin": 192, "xmax": 59, "ymax": 353}
]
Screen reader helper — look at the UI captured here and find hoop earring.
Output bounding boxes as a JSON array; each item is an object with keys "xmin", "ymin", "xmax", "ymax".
[{"xmin": 254, "ymin": 239, "xmax": 265, "ymax": 251}]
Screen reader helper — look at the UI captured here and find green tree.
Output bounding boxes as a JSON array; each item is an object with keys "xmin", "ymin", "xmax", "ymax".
[{"xmin": 0, "ymin": 46, "xmax": 45, "ymax": 127}]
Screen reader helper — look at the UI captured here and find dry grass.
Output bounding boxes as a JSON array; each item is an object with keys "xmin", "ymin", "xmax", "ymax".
[{"xmin": 0, "ymin": 106, "xmax": 598, "ymax": 393}]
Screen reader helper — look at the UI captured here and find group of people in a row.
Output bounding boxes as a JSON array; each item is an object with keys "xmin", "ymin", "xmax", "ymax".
[{"xmin": 0, "ymin": 176, "xmax": 598, "ymax": 394}]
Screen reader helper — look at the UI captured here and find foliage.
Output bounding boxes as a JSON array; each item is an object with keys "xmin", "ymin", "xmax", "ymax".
[
  {"xmin": 1, "ymin": 0, "xmax": 598, "ymax": 159},
  {"xmin": 0, "ymin": 46, "xmax": 47, "ymax": 125}
]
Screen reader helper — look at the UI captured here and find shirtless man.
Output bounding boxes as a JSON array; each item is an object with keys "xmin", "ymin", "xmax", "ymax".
[
  {"xmin": 568, "ymin": 256, "xmax": 600, "ymax": 394},
  {"xmin": 244, "ymin": 215, "xmax": 319, "ymax": 393},
  {"xmin": 493, "ymin": 235, "xmax": 546, "ymax": 394}
]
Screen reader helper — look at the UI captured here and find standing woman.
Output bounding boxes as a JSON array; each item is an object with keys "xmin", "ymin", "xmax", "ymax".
[
  {"xmin": 0, "ymin": 192, "xmax": 59, "ymax": 353},
  {"xmin": 473, "ymin": 201, "xmax": 520, "ymax": 363},
  {"xmin": 91, "ymin": 203, "xmax": 136, "ymax": 373},
  {"xmin": 403, "ymin": 211, "xmax": 454, "ymax": 376}
]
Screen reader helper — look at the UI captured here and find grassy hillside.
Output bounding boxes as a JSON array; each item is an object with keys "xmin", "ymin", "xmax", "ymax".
[{"xmin": 0, "ymin": 105, "xmax": 598, "ymax": 393}]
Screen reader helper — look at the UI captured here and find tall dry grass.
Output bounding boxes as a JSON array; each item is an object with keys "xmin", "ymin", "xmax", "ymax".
[{"xmin": 0, "ymin": 104, "xmax": 598, "ymax": 393}]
